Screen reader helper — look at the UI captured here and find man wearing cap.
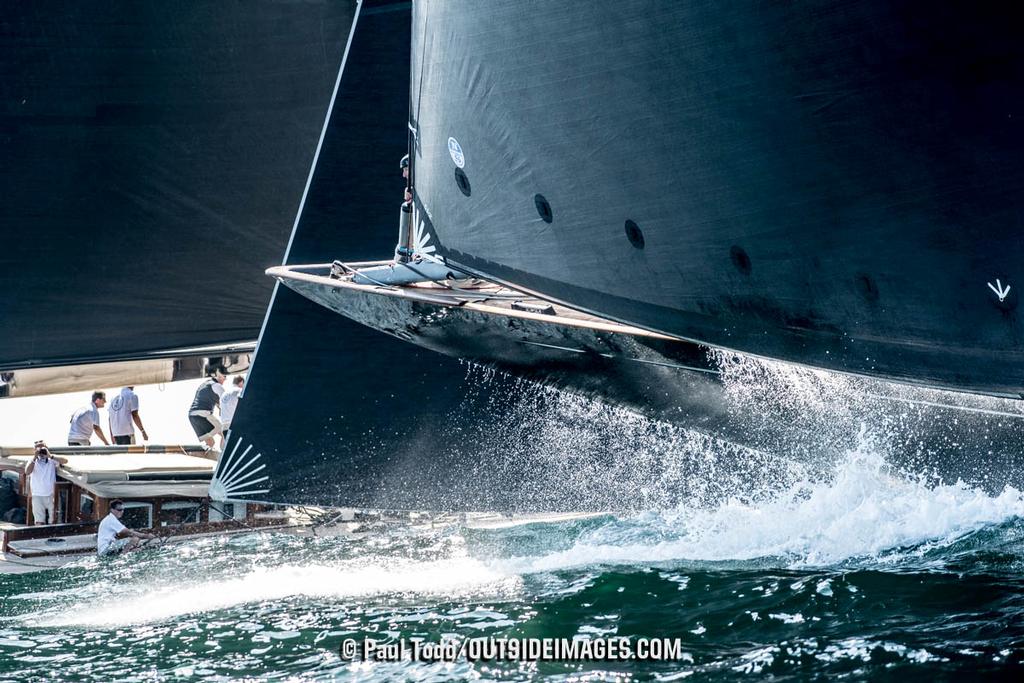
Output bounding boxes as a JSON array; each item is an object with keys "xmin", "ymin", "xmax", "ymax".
[
  {"xmin": 109, "ymin": 386, "xmax": 149, "ymax": 445},
  {"xmin": 97, "ymin": 499, "xmax": 156, "ymax": 556},
  {"xmin": 68, "ymin": 391, "xmax": 110, "ymax": 447},
  {"xmin": 25, "ymin": 441, "xmax": 68, "ymax": 525},
  {"xmin": 188, "ymin": 365, "xmax": 227, "ymax": 448}
]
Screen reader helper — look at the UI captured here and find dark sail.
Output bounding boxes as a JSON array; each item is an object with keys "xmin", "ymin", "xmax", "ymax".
[
  {"xmin": 0, "ymin": 0, "xmax": 356, "ymax": 370},
  {"xmin": 212, "ymin": 0, "xmax": 426, "ymax": 504},
  {"xmin": 410, "ymin": 0, "xmax": 1024, "ymax": 397},
  {"xmin": 216, "ymin": 0, "xmax": 750, "ymax": 513}
]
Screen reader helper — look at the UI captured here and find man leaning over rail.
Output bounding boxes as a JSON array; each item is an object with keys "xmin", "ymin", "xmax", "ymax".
[{"xmin": 97, "ymin": 499, "xmax": 156, "ymax": 556}]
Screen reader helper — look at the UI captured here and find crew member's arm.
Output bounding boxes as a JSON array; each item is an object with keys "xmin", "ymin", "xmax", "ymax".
[
  {"xmin": 131, "ymin": 410, "xmax": 148, "ymax": 441},
  {"xmin": 24, "ymin": 458, "xmax": 36, "ymax": 498},
  {"xmin": 93, "ymin": 424, "xmax": 109, "ymax": 445},
  {"xmin": 115, "ymin": 527, "xmax": 156, "ymax": 540}
]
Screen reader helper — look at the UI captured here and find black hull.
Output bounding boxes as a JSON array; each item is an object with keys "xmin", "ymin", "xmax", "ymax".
[
  {"xmin": 219, "ymin": 286, "xmax": 777, "ymax": 512},
  {"xmin": 0, "ymin": 0, "xmax": 355, "ymax": 369},
  {"xmin": 272, "ymin": 266, "xmax": 1024, "ymax": 498},
  {"xmin": 277, "ymin": 265, "xmax": 732, "ymax": 433},
  {"xmin": 219, "ymin": 0, "xmax": 1024, "ymax": 513},
  {"xmin": 411, "ymin": 0, "xmax": 1024, "ymax": 396}
]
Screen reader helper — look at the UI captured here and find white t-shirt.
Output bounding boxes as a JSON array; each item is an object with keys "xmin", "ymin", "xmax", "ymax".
[
  {"xmin": 97, "ymin": 512, "xmax": 126, "ymax": 555},
  {"xmin": 109, "ymin": 387, "xmax": 139, "ymax": 437},
  {"xmin": 69, "ymin": 404, "xmax": 100, "ymax": 442},
  {"xmin": 30, "ymin": 458, "xmax": 57, "ymax": 497},
  {"xmin": 220, "ymin": 387, "xmax": 242, "ymax": 426}
]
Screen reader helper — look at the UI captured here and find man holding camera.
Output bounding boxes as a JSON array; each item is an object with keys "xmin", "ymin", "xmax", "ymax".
[{"xmin": 25, "ymin": 441, "xmax": 68, "ymax": 525}]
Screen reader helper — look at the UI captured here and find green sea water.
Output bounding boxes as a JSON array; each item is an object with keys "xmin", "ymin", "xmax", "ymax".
[{"xmin": 3, "ymin": 452, "xmax": 1024, "ymax": 681}]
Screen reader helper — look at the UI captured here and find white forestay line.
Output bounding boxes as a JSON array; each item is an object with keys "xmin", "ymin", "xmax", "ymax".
[
  {"xmin": 863, "ymin": 393, "xmax": 1024, "ymax": 419},
  {"xmin": 281, "ymin": 0, "xmax": 362, "ymax": 268},
  {"xmin": 240, "ymin": 0, "xmax": 366, "ymax": 405}
]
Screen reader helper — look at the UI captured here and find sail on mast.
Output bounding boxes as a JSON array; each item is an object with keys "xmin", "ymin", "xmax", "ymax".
[{"xmin": 0, "ymin": 0, "xmax": 357, "ymax": 373}]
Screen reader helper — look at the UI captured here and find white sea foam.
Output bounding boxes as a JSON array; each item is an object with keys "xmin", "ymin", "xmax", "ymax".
[
  {"xmin": 34, "ymin": 450, "xmax": 1024, "ymax": 627},
  {"xmin": 38, "ymin": 558, "xmax": 519, "ymax": 627},
  {"xmin": 501, "ymin": 449, "xmax": 1024, "ymax": 571}
]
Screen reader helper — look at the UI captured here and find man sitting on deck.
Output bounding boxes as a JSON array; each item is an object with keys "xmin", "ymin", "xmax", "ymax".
[
  {"xmin": 97, "ymin": 499, "xmax": 156, "ymax": 556},
  {"xmin": 68, "ymin": 391, "xmax": 110, "ymax": 447}
]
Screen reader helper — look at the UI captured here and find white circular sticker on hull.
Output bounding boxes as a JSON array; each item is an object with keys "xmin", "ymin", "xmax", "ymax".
[{"xmin": 447, "ymin": 137, "xmax": 465, "ymax": 168}]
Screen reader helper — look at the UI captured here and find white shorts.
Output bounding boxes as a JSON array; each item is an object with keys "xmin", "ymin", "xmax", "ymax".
[
  {"xmin": 98, "ymin": 538, "xmax": 129, "ymax": 557},
  {"xmin": 189, "ymin": 410, "xmax": 223, "ymax": 441},
  {"xmin": 68, "ymin": 438, "xmax": 89, "ymax": 447},
  {"xmin": 31, "ymin": 495, "xmax": 55, "ymax": 525}
]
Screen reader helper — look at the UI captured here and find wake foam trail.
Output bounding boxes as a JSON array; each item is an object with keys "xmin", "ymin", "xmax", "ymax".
[
  {"xmin": 34, "ymin": 453, "xmax": 1024, "ymax": 627},
  {"xmin": 500, "ymin": 450, "xmax": 1024, "ymax": 571},
  {"xmin": 37, "ymin": 558, "xmax": 520, "ymax": 627}
]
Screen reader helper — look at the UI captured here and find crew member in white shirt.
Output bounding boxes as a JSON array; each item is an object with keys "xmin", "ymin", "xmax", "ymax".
[
  {"xmin": 109, "ymin": 386, "xmax": 148, "ymax": 445},
  {"xmin": 25, "ymin": 441, "xmax": 68, "ymax": 525},
  {"xmin": 96, "ymin": 499, "xmax": 155, "ymax": 556},
  {"xmin": 220, "ymin": 375, "xmax": 245, "ymax": 431},
  {"xmin": 68, "ymin": 391, "xmax": 110, "ymax": 447}
]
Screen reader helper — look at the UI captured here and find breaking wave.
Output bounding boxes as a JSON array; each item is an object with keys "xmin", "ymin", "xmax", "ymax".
[
  {"xmin": 29, "ymin": 447, "xmax": 1024, "ymax": 628},
  {"xmin": 503, "ymin": 450, "xmax": 1024, "ymax": 571},
  {"xmin": 8, "ymin": 360, "xmax": 1024, "ymax": 678}
]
